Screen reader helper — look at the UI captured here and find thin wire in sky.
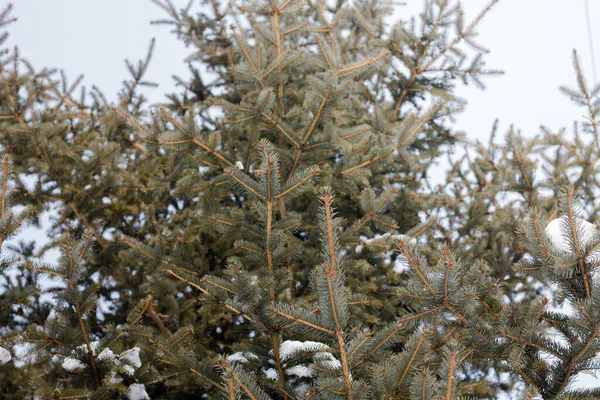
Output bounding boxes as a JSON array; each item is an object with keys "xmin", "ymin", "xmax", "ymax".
[{"xmin": 584, "ymin": 0, "xmax": 598, "ymax": 85}]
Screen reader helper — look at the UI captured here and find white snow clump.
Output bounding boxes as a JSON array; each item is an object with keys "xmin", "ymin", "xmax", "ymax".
[
  {"xmin": 227, "ymin": 351, "xmax": 259, "ymax": 363},
  {"xmin": 61, "ymin": 342, "xmax": 147, "ymax": 395},
  {"xmin": 228, "ymin": 340, "xmax": 341, "ymax": 396},
  {"xmin": 0, "ymin": 346, "xmax": 12, "ymax": 365},
  {"xmin": 279, "ymin": 340, "xmax": 341, "ymax": 396},
  {"xmin": 128, "ymin": 383, "xmax": 150, "ymax": 400},
  {"xmin": 265, "ymin": 368, "xmax": 279, "ymax": 380},
  {"xmin": 97, "ymin": 347, "xmax": 115, "ymax": 361},
  {"xmin": 279, "ymin": 340, "xmax": 329, "ymax": 359},
  {"xmin": 62, "ymin": 357, "xmax": 86, "ymax": 371},
  {"xmin": 62, "ymin": 341, "xmax": 103, "ymax": 372},
  {"xmin": 120, "ymin": 347, "xmax": 142, "ymax": 368}
]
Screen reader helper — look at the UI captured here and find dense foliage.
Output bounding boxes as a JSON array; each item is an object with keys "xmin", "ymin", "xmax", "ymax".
[{"xmin": 1, "ymin": 1, "xmax": 600, "ymax": 399}]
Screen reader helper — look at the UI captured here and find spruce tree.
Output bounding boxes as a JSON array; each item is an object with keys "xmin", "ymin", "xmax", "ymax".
[{"xmin": 2, "ymin": 1, "xmax": 600, "ymax": 399}]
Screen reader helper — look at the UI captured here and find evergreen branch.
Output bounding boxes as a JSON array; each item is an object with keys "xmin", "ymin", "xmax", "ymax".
[
  {"xmin": 418, "ymin": 0, "xmax": 498, "ymax": 73},
  {"xmin": 121, "ymin": 237, "xmax": 197, "ymax": 275},
  {"xmin": 246, "ymin": 0, "xmax": 270, "ymax": 13},
  {"xmin": 302, "ymin": 85, "xmax": 331, "ymax": 145},
  {"xmin": 21, "ymin": 262, "xmax": 65, "ymax": 279},
  {"xmin": 232, "ymin": 29, "xmax": 258, "ymax": 72},
  {"xmin": 337, "ymin": 330, "xmax": 353, "ymax": 400},
  {"xmin": 341, "ymin": 155, "xmax": 385, "ymax": 176},
  {"xmin": 347, "ymin": 331, "xmax": 372, "ymax": 362},
  {"xmin": 0, "ymin": 68, "xmax": 25, "ymax": 126},
  {"xmin": 202, "ymin": 214, "xmax": 263, "ymax": 239},
  {"xmin": 353, "ymin": 307, "xmax": 441, "ymax": 369},
  {"xmin": 234, "ymin": 241, "xmax": 264, "ymax": 256},
  {"xmin": 400, "ymin": 106, "xmax": 439, "ymax": 148},
  {"xmin": 351, "ymin": 9, "xmax": 377, "ymax": 38},
  {"xmin": 259, "ymin": 112, "xmax": 300, "ymax": 146},
  {"xmin": 69, "ymin": 201, "xmax": 106, "ymax": 248},
  {"xmin": 341, "ymin": 126, "xmax": 371, "ymax": 140},
  {"xmin": 165, "ymin": 269, "xmax": 252, "ymax": 323},
  {"xmin": 397, "ymin": 241, "xmax": 436, "ymax": 295},
  {"xmin": 320, "ymin": 190, "xmax": 338, "ymax": 277},
  {"xmin": 187, "ymin": 367, "xmax": 226, "ymax": 392},
  {"xmin": 159, "ymin": 108, "xmax": 234, "ymax": 167},
  {"xmin": 147, "ymin": 300, "xmax": 173, "ymax": 335},
  {"xmin": 278, "ymin": 0, "xmax": 295, "ymax": 13},
  {"xmin": 1, "ymin": 155, "xmax": 8, "ymax": 220},
  {"xmin": 225, "ymin": 362, "xmax": 272, "ymax": 400},
  {"xmin": 513, "ymin": 147, "xmax": 533, "ymax": 194},
  {"xmin": 112, "ymin": 107, "xmax": 156, "ymax": 147},
  {"xmin": 227, "ymin": 375, "xmax": 235, "ymax": 399},
  {"xmin": 233, "ymin": 374, "xmax": 259, "ymax": 400},
  {"xmin": 500, "ymin": 331, "xmax": 567, "ymax": 363},
  {"xmin": 164, "ymin": 269, "xmax": 210, "ymax": 297},
  {"xmin": 529, "ymin": 210, "xmax": 556, "ymax": 259},
  {"xmin": 224, "ymin": 167, "xmax": 265, "ymax": 199},
  {"xmin": 316, "ymin": 36, "xmax": 334, "ymax": 70},
  {"xmin": 272, "ymin": 308, "xmax": 335, "ymax": 334},
  {"xmin": 0, "ymin": 288, "xmax": 40, "ymax": 313},
  {"xmin": 565, "ymin": 189, "xmax": 591, "ymax": 299},
  {"xmin": 555, "ymin": 324, "xmax": 600, "ymax": 395},
  {"xmin": 397, "ymin": 330, "xmax": 429, "ymax": 387},
  {"xmin": 203, "ymin": 276, "xmax": 238, "ymax": 295},
  {"xmin": 444, "ymin": 351, "xmax": 458, "ymax": 400},
  {"xmin": 74, "ymin": 300, "xmax": 100, "ymax": 388},
  {"xmin": 105, "ymin": 295, "xmax": 152, "ymax": 348},
  {"xmin": 281, "ymin": 23, "xmax": 306, "ymax": 36},
  {"xmin": 262, "ymin": 50, "xmax": 294, "ymax": 78},
  {"xmin": 573, "ymin": 50, "xmax": 599, "ymax": 150},
  {"xmin": 422, "ymin": 327, "xmax": 459, "ymax": 360},
  {"xmin": 270, "ymin": 334, "xmax": 288, "ymax": 392},
  {"xmin": 338, "ymin": 51, "xmax": 389, "ymax": 78}
]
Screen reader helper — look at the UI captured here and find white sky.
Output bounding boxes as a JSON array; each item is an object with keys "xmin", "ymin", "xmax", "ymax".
[
  {"xmin": 7, "ymin": 0, "xmax": 599, "ymax": 141},
  {"xmin": 5, "ymin": 0, "xmax": 600, "ymax": 392}
]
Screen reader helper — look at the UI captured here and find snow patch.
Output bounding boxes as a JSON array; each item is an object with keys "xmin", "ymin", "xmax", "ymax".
[
  {"xmin": 264, "ymin": 368, "xmax": 279, "ymax": 380},
  {"xmin": 0, "ymin": 346, "xmax": 11, "ymax": 365},
  {"xmin": 286, "ymin": 365, "xmax": 313, "ymax": 377},
  {"xmin": 279, "ymin": 340, "xmax": 329, "ymax": 359},
  {"xmin": 97, "ymin": 347, "xmax": 115, "ymax": 361},
  {"xmin": 62, "ymin": 357, "xmax": 86, "ymax": 371},
  {"xmin": 279, "ymin": 340, "xmax": 341, "ymax": 376},
  {"xmin": 128, "ymin": 383, "xmax": 150, "ymax": 400},
  {"xmin": 227, "ymin": 340, "xmax": 341, "ymax": 393},
  {"xmin": 76, "ymin": 341, "xmax": 101, "ymax": 355},
  {"xmin": 227, "ymin": 352, "xmax": 258, "ymax": 363},
  {"xmin": 393, "ymin": 255, "xmax": 411, "ymax": 274},
  {"xmin": 316, "ymin": 353, "xmax": 342, "ymax": 371},
  {"xmin": 120, "ymin": 347, "xmax": 142, "ymax": 368},
  {"xmin": 63, "ymin": 341, "xmax": 144, "ymax": 390},
  {"xmin": 122, "ymin": 365, "xmax": 136, "ymax": 376}
]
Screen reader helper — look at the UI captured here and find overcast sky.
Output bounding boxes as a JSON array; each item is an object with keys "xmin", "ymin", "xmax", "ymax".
[
  {"xmin": 7, "ymin": 0, "xmax": 599, "ymax": 141},
  {"xmin": 5, "ymin": 0, "xmax": 600, "ymax": 392}
]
